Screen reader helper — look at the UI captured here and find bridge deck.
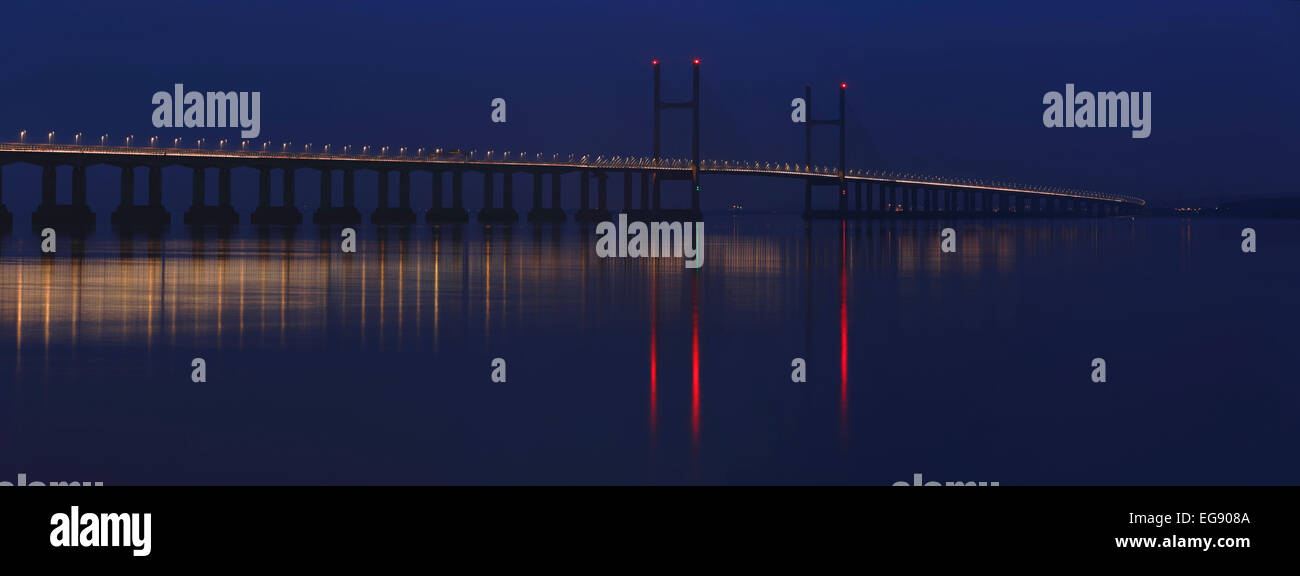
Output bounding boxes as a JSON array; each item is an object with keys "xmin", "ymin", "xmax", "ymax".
[{"xmin": 0, "ymin": 143, "xmax": 1144, "ymax": 207}]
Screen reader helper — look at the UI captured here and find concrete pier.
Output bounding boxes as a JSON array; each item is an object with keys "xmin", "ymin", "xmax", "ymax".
[
  {"xmin": 575, "ymin": 171, "xmax": 612, "ymax": 223},
  {"xmin": 479, "ymin": 170, "xmax": 520, "ymax": 223},
  {"xmin": 109, "ymin": 165, "xmax": 167, "ymax": 231},
  {"xmin": 0, "ymin": 166, "xmax": 11, "ymax": 231},
  {"xmin": 373, "ymin": 170, "xmax": 417, "ymax": 224},
  {"xmin": 314, "ymin": 168, "xmax": 361, "ymax": 225},
  {"xmin": 527, "ymin": 172, "xmax": 565, "ymax": 222},
  {"xmin": 33, "ymin": 165, "xmax": 95, "ymax": 232},
  {"xmin": 184, "ymin": 166, "xmax": 239, "ymax": 226},
  {"xmin": 426, "ymin": 170, "xmax": 469, "ymax": 223},
  {"xmin": 251, "ymin": 167, "xmax": 302, "ymax": 225}
]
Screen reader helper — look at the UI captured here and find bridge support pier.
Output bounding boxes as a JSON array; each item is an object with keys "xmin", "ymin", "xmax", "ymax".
[
  {"xmin": 320, "ymin": 168, "xmax": 331, "ymax": 207},
  {"xmin": 480, "ymin": 170, "xmax": 519, "ymax": 223},
  {"xmin": 576, "ymin": 170, "xmax": 610, "ymax": 222},
  {"xmin": 33, "ymin": 165, "xmax": 95, "ymax": 232},
  {"xmin": 641, "ymin": 173, "xmax": 650, "ymax": 210},
  {"xmin": 426, "ymin": 170, "xmax": 469, "ymax": 223},
  {"xmin": 692, "ymin": 173, "xmax": 700, "ymax": 216},
  {"xmin": 623, "ymin": 172, "xmax": 633, "ymax": 212},
  {"xmin": 598, "ymin": 173, "xmax": 609, "ymax": 211},
  {"xmin": 314, "ymin": 168, "xmax": 361, "ymax": 225},
  {"xmin": 192, "ymin": 166, "xmax": 205, "ymax": 206},
  {"xmin": 652, "ymin": 173, "xmax": 662, "ymax": 212},
  {"xmin": 626, "ymin": 171, "xmax": 658, "ymax": 221},
  {"xmin": 530, "ymin": 173, "xmax": 543, "ymax": 218},
  {"xmin": 527, "ymin": 172, "xmax": 565, "ymax": 222},
  {"xmin": 373, "ymin": 170, "xmax": 417, "ymax": 224},
  {"xmin": 285, "ymin": 168, "xmax": 296, "ymax": 207},
  {"xmin": 108, "ymin": 165, "xmax": 167, "ymax": 231},
  {"xmin": 0, "ymin": 166, "xmax": 11, "ymax": 232},
  {"xmin": 252, "ymin": 167, "xmax": 302, "ymax": 226},
  {"xmin": 184, "ymin": 166, "xmax": 239, "ymax": 226},
  {"xmin": 219, "ymin": 167, "xmax": 231, "ymax": 207}
]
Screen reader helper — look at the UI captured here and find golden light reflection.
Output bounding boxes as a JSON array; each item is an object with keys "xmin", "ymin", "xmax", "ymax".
[{"xmin": 0, "ymin": 225, "xmax": 893, "ymax": 355}]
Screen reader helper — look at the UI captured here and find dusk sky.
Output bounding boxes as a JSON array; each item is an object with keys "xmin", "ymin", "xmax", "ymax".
[{"xmin": 2, "ymin": 0, "xmax": 1296, "ymax": 210}]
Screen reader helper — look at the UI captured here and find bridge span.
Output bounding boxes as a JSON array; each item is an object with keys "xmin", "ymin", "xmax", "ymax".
[
  {"xmin": 0, "ymin": 61, "xmax": 1144, "ymax": 232},
  {"xmin": 0, "ymin": 141, "xmax": 1145, "ymax": 233}
]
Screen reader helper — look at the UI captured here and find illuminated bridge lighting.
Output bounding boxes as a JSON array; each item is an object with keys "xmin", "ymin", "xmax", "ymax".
[{"xmin": 0, "ymin": 142, "xmax": 1145, "ymax": 207}]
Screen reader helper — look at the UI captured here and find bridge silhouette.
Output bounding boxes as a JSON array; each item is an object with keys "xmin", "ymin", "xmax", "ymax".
[{"xmin": 0, "ymin": 61, "xmax": 1144, "ymax": 232}]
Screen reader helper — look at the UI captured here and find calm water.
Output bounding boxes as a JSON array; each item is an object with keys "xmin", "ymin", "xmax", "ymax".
[{"xmin": 0, "ymin": 216, "xmax": 1296, "ymax": 484}]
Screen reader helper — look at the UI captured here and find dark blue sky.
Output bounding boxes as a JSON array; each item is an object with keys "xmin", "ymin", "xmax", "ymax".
[{"xmin": 2, "ymin": 0, "xmax": 1296, "ymax": 210}]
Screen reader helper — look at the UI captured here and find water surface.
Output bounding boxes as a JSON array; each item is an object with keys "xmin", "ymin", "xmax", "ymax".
[{"xmin": 0, "ymin": 216, "xmax": 1295, "ymax": 484}]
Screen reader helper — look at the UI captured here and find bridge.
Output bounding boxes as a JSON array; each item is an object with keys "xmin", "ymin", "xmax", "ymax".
[{"xmin": 0, "ymin": 61, "xmax": 1145, "ymax": 232}]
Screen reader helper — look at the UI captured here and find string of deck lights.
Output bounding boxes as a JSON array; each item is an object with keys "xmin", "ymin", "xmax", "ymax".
[{"xmin": 7, "ymin": 128, "xmax": 1135, "ymax": 204}]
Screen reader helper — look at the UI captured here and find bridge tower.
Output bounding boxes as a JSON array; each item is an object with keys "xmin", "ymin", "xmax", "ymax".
[
  {"xmin": 803, "ymin": 83, "xmax": 847, "ymax": 219},
  {"xmin": 650, "ymin": 58, "xmax": 701, "ymax": 219}
]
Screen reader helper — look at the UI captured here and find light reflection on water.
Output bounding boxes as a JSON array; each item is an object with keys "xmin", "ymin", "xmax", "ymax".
[
  {"xmin": 0, "ymin": 218, "xmax": 1061, "ymax": 352},
  {"xmin": 0, "ymin": 216, "xmax": 1295, "ymax": 484}
]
